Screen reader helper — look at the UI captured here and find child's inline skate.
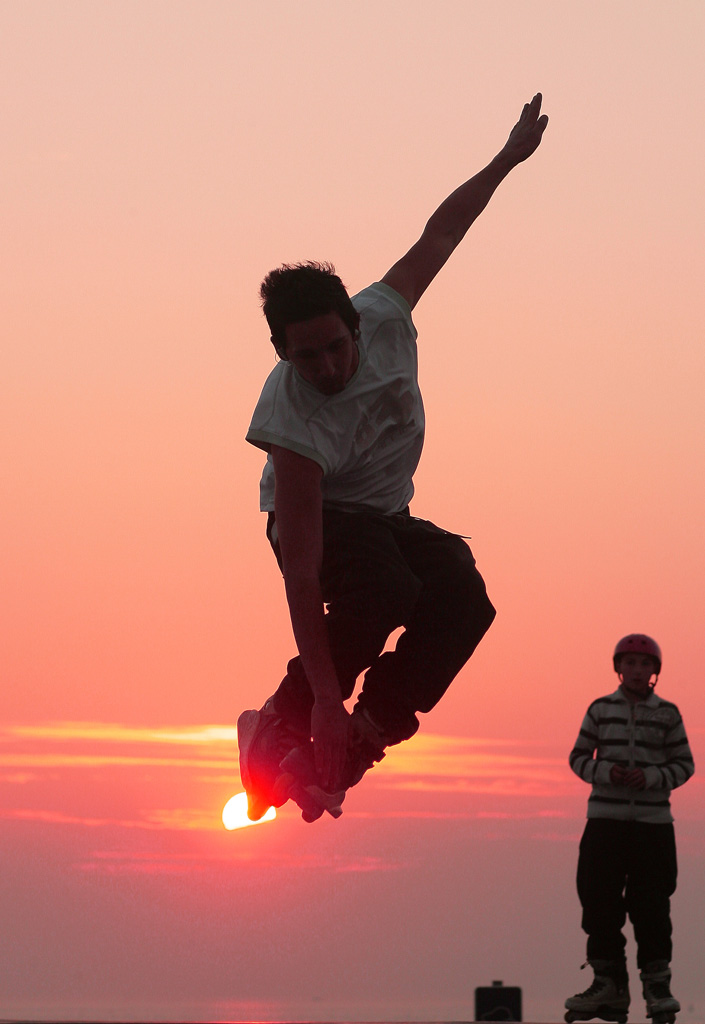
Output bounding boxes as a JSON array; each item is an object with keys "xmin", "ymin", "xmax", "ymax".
[
  {"xmin": 565, "ymin": 960, "xmax": 630, "ymax": 1023},
  {"xmin": 641, "ymin": 961, "xmax": 679, "ymax": 1024}
]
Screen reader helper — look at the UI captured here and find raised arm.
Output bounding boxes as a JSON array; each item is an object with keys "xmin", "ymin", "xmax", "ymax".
[
  {"xmin": 270, "ymin": 445, "xmax": 350, "ymax": 789},
  {"xmin": 382, "ymin": 93, "xmax": 548, "ymax": 310}
]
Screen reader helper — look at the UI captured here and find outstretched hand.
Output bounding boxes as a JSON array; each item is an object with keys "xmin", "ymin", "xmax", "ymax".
[{"xmin": 502, "ymin": 93, "xmax": 549, "ymax": 165}]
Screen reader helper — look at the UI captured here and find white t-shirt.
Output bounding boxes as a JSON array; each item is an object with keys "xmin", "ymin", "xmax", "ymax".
[{"xmin": 246, "ymin": 282, "xmax": 425, "ymax": 514}]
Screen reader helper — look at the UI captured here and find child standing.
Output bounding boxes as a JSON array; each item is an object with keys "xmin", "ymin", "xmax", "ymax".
[{"xmin": 565, "ymin": 634, "xmax": 694, "ymax": 1024}]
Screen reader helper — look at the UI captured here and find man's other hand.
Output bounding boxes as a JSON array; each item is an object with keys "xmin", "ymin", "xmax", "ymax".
[{"xmin": 311, "ymin": 699, "xmax": 351, "ymax": 792}]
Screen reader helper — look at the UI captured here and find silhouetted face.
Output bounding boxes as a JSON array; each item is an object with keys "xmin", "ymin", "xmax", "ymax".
[
  {"xmin": 618, "ymin": 653, "xmax": 657, "ymax": 700},
  {"xmin": 282, "ymin": 313, "xmax": 359, "ymax": 395}
]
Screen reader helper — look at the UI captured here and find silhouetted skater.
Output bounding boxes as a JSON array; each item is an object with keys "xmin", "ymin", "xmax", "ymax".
[{"xmin": 239, "ymin": 94, "xmax": 549, "ymax": 822}]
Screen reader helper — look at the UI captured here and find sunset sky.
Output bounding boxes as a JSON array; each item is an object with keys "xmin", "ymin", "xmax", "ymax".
[{"xmin": 3, "ymin": 1, "xmax": 705, "ymax": 1021}]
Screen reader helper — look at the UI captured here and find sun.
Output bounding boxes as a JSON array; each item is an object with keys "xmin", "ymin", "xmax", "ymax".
[{"xmin": 222, "ymin": 792, "xmax": 276, "ymax": 830}]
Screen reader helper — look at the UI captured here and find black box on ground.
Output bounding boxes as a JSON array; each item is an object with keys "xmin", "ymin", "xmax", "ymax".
[{"xmin": 474, "ymin": 979, "xmax": 523, "ymax": 1021}]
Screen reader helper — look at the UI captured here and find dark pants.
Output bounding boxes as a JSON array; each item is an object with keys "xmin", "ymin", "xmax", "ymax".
[
  {"xmin": 577, "ymin": 818, "xmax": 677, "ymax": 968},
  {"xmin": 268, "ymin": 507, "xmax": 496, "ymax": 744}
]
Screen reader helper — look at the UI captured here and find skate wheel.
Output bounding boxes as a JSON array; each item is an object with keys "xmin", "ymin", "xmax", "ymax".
[
  {"xmin": 288, "ymin": 781, "xmax": 325, "ymax": 823},
  {"xmin": 301, "ymin": 805, "xmax": 325, "ymax": 823}
]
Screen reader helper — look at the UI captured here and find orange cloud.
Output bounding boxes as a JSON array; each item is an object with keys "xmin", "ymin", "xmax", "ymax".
[
  {"xmin": 365, "ymin": 733, "xmax": 572, "ymax": 798},
  {"xmin": 1, "ymin": 722, "xmax": 570, "ymax": 791},
  {"xmin": 6, "ymin": 722, "xmax": 238, "ymax": 745},
  {"xmin": 0, "ymin": 721, "xmax": 577, "ymax": 832}
]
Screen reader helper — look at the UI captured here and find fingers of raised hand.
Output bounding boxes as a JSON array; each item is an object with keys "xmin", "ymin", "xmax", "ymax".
[{"xmin": 521, "ymin": 93, "xmax": 543, "ymax": 125}]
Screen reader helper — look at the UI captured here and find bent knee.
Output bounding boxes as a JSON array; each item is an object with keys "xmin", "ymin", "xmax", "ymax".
[
  {"xmin": 479, "ymin": 592, "xmax": 497, "ymax": 630},
  {"xmin": 456, "ymin": 561, "xmax": 496, "ymax": 622}
]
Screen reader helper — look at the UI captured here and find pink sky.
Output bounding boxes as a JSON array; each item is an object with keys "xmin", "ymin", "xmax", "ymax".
[{"xmin": 3, "ymin": 1, "xmax": 705, "ymax": 1020}]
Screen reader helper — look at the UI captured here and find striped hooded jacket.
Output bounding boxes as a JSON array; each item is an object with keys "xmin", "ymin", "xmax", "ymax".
[{"xmin": 569, "ymin": 687, "xmax": 694, "ymax": 823}]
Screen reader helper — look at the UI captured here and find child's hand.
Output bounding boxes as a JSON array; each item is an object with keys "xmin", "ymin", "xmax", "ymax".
[
  {"xmin": 623, "ymin": 768, "xmax": 646, "ymax": 790},
  {"xmin": 610, "ymin": 764, "xmax": 628, "ymax": 785},
  {"xmin": 610, "ymin": 764, "xmax": 646, "ymax": 788}
]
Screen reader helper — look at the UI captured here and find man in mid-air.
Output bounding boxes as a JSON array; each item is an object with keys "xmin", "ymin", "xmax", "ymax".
[{"xmin": 239, "ymin": 94, "xmax": 549, "ymax": 822}]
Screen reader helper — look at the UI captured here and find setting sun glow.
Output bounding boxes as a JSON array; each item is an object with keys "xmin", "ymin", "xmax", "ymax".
[
  {"xmin": 222, "ymin": 792, "xmax": 276, "ymax": 831},
  {"xmin": 4, "ymin": 2, "xmax": 704, "ymax": 1021}
]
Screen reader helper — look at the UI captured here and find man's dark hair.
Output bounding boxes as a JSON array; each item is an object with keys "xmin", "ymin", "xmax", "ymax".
[{"xmin": 260, "ymin": 261, "xmax": 359, "ymax": 358}]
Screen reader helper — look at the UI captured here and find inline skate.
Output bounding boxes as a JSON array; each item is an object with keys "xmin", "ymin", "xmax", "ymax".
[
  {"xmin": 565, "ymin": 960, "xmax": 630, "ymax": 1023},
  {"xmin": 641, "ymin": 961, "xmax": 679, "ymax": 1024}
]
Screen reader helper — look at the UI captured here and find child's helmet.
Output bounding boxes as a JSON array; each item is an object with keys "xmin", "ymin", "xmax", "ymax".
[{"xmin": 613, "ymin": 634, "xmax": 662, "ymax": 674}]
